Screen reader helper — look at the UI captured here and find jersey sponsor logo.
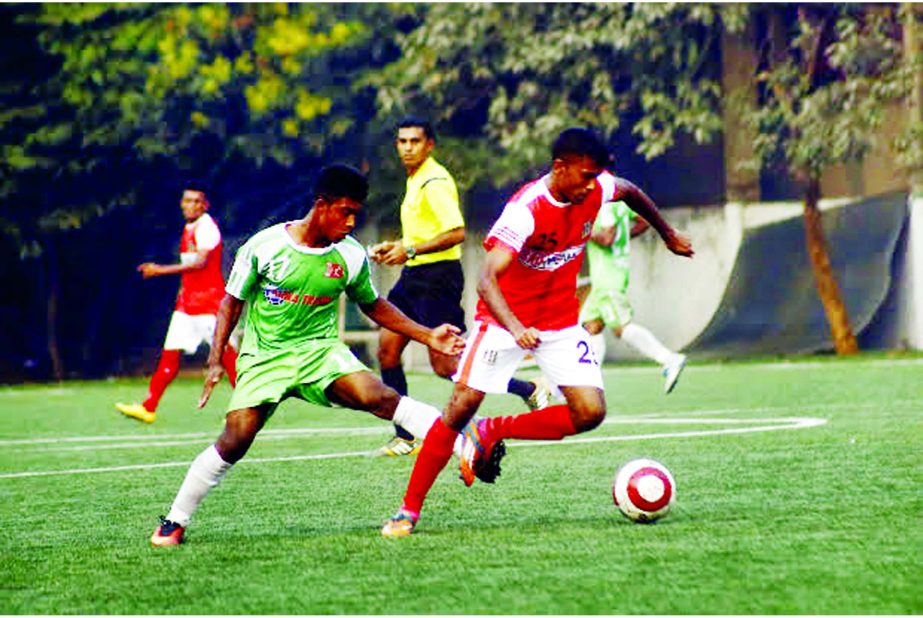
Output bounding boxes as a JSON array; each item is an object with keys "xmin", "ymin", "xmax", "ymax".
[
  {"xmin": 325, "ymin": 262, "xmax": 344, "ymax": 279},
  {"xmin": 262, "ymin": 284, "xmax": 333, "ymax": 307},
  {"xmin": 518, "ymin": 244, "xmax": 585, "ymax": 271}
]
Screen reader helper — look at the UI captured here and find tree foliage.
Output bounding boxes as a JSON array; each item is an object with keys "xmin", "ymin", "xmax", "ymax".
[
  {"xmin": 731, "ymin": 4, "xmax": 915, "ymax": 355},
  {"xmin": 738, "ymin": 5, "xmax": 913, "ymax": 183},
  {"xmin": 0, "ymin": 3, "xmax": 408, "ymax": 254},
  {"xmin": 370, "ymin": 3, "xmax": 748, "ymax": 184},
  {"xmin": 24, "ymin": 3, "xmax": 387, "ymax": 164}
]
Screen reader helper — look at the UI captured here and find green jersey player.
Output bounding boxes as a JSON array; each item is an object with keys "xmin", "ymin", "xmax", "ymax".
[
  {"xmin": 579, "ymin": 199, "xmax": 687, "ymax": 394},
  {"xmin": 149, "ymin": 165, "xmax": 466, "ymax": 546}
]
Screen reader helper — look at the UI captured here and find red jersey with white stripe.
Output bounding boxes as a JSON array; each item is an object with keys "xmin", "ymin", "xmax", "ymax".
[
  {"xmin": 477, "ymin": 172, "xmax": 620, "ymax": 331},
  {"xmin": 176, "ymin": 212, "xmax": 225, "ymax": 315}
]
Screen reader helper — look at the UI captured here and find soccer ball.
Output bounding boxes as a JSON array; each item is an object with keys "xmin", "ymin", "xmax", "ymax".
[{"xmin": 612, "ymin": 458, "xmax": 675, "ymax": 523}]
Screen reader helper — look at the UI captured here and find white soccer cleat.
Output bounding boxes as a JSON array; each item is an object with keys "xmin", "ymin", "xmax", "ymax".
[
  {"xmin": 662, "ymin": 354, "xmax": 687, "ymax": 394},
  {"xmin": 526, "ymin": 376, "xmax": 552, "ymax": 410}
]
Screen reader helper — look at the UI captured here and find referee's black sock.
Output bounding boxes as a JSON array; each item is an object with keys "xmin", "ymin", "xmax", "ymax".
[
  {"xmin": 382, "ymin": 366, "xmax": 414, "ymax": 440},
  {"xmin": 507, "ymin": 378, "xmax": 536, "ymax": 400}
]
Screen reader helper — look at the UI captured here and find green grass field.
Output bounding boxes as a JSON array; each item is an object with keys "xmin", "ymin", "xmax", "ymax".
[{"xmin": 1, "ymin": 355, "xmax": 921, "ymax": 614}]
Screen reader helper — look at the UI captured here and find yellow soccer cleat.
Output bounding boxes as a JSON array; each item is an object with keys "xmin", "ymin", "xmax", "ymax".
[
  {"xmin": 116, "ymin": 402, "xmax": 156, "ymax": 424},
  {"xmin": 375, "ymin": 436, "xmax": 422, "ymax": 457},
  {"xmin": 381, "ymin": 511, "xmax": 417, "ymax": 538}
]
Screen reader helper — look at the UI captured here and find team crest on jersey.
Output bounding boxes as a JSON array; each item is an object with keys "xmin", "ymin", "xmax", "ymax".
[
  {"xmin": 325, "ymin": 262, "xmax": 344, "ymax": 279},
  {"xmin": 582, "ymin": 221, "xmax": 592, "ymax": 239},
  {"xmin": 263, "ymin": 284, "xmax": 286, "ymax": 306}
]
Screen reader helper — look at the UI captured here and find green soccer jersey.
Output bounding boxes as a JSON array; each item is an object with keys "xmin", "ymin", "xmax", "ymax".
[
  {"xmin": 586, "ymin": 200, "xmax": 635, "ymax": 293},
  {"xmin": 226, "ymin": 223, "xmax": 378, "ymax": 354}
]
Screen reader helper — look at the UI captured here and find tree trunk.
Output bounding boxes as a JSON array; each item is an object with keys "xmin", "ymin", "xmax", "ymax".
[
  {"xmin": 45, "ymin": 243, "xmax": 65, "ymax": 381},
  {"xmin": 802, "ymin": 178, "xmax": 859, "ymax": 354}
]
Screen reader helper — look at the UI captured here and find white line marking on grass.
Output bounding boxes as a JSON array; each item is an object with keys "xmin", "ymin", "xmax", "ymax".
[
  {"xmin": 31, "ymin": 428, "xmax": 387, "ymax": 452},
  {"xmin": 0, "ymin": 426, "xmax": 384, "ymax": 447},
  {"xmin": 0, "ymin": 450, "xmax": 376, "ymax": 479},
  {"xmin": 0, "ymin": 416, "xmax": 826, "ymax": 480},
  {"xmin": 512, "ymin": 416, "xmax": 828, "ymax": 448},
  {"xmin": 606, "ymin": 357, "xmax": 923, "ymax": 373},
  {"xmin": 0, "ymin": 388, "xmax": 76, "ymax": 397}
]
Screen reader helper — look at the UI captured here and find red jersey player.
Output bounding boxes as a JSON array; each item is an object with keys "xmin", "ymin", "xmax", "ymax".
[
  {"xmin": 116, "ymin": 185, "xmax": 238, "ymax": 424},
  {"xmin": 382, "ymin": 128, "xmax": 694, "ymax": 536}
]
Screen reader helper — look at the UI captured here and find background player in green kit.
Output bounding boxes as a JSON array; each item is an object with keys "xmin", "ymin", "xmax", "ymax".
[
  {"xmin": 580, "ymin": 199, "xmax": 687, "ymax": 394},
  {"xmin": 149, "ymin": 165, "xmax": 467, "ymax": 546}
]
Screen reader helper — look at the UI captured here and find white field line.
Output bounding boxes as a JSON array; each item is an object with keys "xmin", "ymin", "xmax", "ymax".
[
  {"xmin": 0, "ymin": 426, "xmax": 384, "ymax": 448},
  {"xmin": 0, "ymin": 398, "xmax": 877, "ymax": 449},
  {"xmin": 510, "ymin": 417, "xmax": 827, "ymax": 449},
  {"xmin": 10, "ymin": 413, "xmax": 794, "ymax": 452},
  {"xmin": 0, "ymin": 415, "xmax": 826, "ymax": 480},
  {"xmin": 1, "ymin": 356, "xmax": 921, "ymax": 398},
  {"xmin": 596, "ymin": 357, "xmax": 923, "ymax": 375}
]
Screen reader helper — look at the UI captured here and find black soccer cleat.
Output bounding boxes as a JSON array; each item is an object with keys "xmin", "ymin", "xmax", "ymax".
[{"xmin": 475, "ymin": 438, "xmax": 506, "ymax": 484}]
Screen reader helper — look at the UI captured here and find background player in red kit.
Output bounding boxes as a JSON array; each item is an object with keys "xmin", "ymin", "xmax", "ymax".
[
  {"xmin": 382, "ymin": 128, "xmax": 694, "ymax": 536},
  {"xmin": 116, "ymin": 185, "xmax": 238, "ymax": 423}
]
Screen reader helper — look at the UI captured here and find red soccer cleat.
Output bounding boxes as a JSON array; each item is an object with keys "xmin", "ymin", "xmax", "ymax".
[{"xmin": 150, "ymin": 517, "xmax": 185, "ymax": 547}]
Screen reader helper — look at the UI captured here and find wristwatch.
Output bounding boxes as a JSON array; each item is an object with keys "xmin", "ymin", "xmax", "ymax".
[{"xmin": 405, "ymin": 245, "xmax": 416, "ymax": 260}]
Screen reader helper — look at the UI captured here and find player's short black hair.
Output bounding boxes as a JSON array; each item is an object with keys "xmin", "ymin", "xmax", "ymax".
[
  {"xmin": 182, "ymin": 179, "xmax": 211, "ymax": 196},
  {"xmin": 313, "ymin": 164, "xmax": 368, "ymax": 205},
  {"xmin": 551, "ymin": 128, "xmax": 609, "ymax": 168},
  {"xmin": 396, "ymin": 116, "xmax": 436, "ymax": 141}
]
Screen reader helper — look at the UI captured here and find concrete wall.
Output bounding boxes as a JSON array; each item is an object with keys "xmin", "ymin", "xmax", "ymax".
[{"xmin": 891, "ymin": 195, "xmax": 923, "ymax": 349}]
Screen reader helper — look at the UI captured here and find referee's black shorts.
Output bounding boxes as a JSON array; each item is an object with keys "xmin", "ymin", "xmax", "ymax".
[{"xmin": 386, "ymin": 260, "xmax": 466, "ymax": 334}]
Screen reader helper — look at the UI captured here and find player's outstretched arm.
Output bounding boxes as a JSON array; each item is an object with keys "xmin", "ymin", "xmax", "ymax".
[
  {"xmin": 138, "ymin": 249, "xmax": 210, "ymax": 279},
  {"xmin": 360, "ymin": 298, "xmax": 464, "ymax": 356},
  {"xmin": 616, "ymin": 178, "xmax": 694, "ymax": 258},
  {"xmin": 199, "ymin": 293, "xmax": 244, "ymax": 408}
]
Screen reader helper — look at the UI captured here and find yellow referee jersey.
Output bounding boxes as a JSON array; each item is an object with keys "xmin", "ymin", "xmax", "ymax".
[{"xmin": 400, "ymin": 156, "xmax": 464, "ymax": 265}]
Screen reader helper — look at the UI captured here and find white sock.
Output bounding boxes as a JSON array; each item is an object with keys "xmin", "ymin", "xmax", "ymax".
[
  {"xmin": 166, "ymin": 444, "xmax": 232, "ymax": 527},
  {"xmin": 393, "ymin": 396, "xmax": 465, "ymax": 458},
  {"xmin": 620, "ymin": 323, "xmax": 675, "ymax": 366},
  {"xmin": 589, "ymin": 333, "xmax": 607, "ymax": 364}
]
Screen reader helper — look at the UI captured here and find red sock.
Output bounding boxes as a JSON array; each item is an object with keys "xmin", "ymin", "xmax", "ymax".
[
  {"xmin": 401, "ymin": 419, "xmax": 458, "ymax": 517},
  {"xmin": 221, "ymin": 346, "xmax": 238, "ymax": 387},
  {"xmin": 485, "ymin": 404, "xmax": 577, "ymax": 441},
  {"xmin": 142, "ymin": 349, "xmax": 181, "ymax": 412}
]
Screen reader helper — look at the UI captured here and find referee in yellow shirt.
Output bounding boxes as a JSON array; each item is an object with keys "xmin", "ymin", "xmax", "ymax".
[{"xmin": 369, "ymin": 117, "xmax": 549, "ymax": 456}]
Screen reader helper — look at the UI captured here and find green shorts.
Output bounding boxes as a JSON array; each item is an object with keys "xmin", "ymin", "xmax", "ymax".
[
  {"xmin": 227, "ymin": 339, "xmax": 369, "ymax": 416},
  {"xmin": 579, "ymin": 286, "xmax": 633, "ymax": 330}
]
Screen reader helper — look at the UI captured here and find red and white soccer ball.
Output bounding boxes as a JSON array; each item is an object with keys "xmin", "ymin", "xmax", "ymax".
[{"xmin": 612, "ymin": 458, "xmax": 676, "ymax": 523}]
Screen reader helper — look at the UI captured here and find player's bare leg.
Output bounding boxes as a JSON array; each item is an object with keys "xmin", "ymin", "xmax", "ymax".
[{"xmin": 152, "ymin": 406, "xmax": 267, "ymax": 546}]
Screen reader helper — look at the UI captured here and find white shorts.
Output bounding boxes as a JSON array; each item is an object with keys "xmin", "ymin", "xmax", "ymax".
[
  {"xmin": 162, "ymin": 312, "xmax": 217, "ymax": 355},
  {"xmin": 452, "ymin": 321, "xmax": 604, "ymax": 394}
]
